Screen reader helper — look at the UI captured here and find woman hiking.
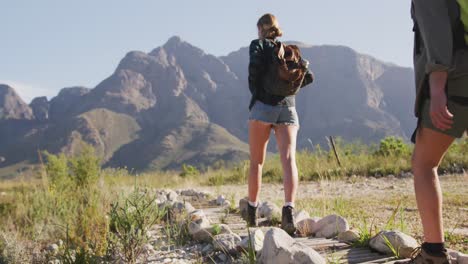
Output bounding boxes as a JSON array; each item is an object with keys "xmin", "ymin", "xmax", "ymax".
[
  {"xmin": 394, "ymin": 1, "xmax": 468, "ymax": 263},
  {"xmin": 246, "ymin": 13, "xmax": 314, "ymax": 235}
]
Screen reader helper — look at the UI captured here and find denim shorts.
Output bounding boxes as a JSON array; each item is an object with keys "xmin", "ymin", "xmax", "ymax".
[{"xmin": 249, "ymin": 100, "xmax": 299, "ymax": 126}]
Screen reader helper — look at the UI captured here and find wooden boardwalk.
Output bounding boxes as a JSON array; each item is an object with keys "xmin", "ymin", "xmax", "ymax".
[{"xmin": 190, "ymin": 199, "xmax": 398, "ymax": 264}]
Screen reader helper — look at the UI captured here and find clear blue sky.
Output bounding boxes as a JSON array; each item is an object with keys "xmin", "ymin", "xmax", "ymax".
[{"xmin": 0, "ymin": 0, "xmax": 414, "ymax": 102}]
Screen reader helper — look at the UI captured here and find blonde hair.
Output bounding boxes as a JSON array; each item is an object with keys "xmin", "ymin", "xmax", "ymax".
[{"xmin": 257, "ymin": 13, "xmax": 283, "ymax": 39}]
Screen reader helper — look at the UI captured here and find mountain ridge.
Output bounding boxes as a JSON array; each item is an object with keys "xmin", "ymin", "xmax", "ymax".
[{"xmin": 0, "ymin": 36, "xmax": 415, "ymax": 178}]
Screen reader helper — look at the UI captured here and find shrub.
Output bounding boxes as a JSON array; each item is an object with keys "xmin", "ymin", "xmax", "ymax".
[
  {"xmin": 108, "ymin": 188, "xmax": 164, "ymax": 264},
  {"xmin": 375, "ymin": 137, "xmax": 411, "ymax": 157},
  {"xmin": 179, "ymin": 164, "xmax": 200, "ymax": 178}
]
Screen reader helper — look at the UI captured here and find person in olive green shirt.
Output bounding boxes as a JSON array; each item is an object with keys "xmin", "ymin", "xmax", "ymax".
[{"xmin": 397, "ymin": 0, "xmax": 468, "ymax": 263}]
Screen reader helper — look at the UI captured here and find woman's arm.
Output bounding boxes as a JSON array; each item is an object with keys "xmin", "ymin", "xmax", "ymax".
[
  {"xmin": 248, "ymin": 40, "xmax": 264, "ymax": 95},
  {"xmin": 412, "ymin": 0, "xmax": 453, "ymax": 73},
  {"xmin": 413, "ymin": 0, "xmax": 454, "ymax": 130}
]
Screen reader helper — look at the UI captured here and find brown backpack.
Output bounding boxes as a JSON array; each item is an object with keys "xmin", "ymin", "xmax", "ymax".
[{"xmin": 262, "ymin": 41, "xmax": 307, "ymax": 96}]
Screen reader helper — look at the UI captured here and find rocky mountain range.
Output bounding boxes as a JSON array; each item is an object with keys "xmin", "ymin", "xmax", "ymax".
[{"xmin": 0, "ymin": 36, "xmax": 415, "ymax": 178}]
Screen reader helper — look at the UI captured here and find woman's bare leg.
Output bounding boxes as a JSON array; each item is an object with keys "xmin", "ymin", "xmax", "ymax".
[
  {"xmin": 412, "ymin": 127, "xmax": 454, "ymax": 243},
  {"xmin": 273, "ymin": 124, "xmax": 299, "ymax": 204},
  {"xmin": 248, "ymin": 120, "xmax": 272, "ymax": 204}
]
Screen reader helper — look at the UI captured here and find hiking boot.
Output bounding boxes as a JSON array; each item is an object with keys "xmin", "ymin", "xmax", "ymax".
[
  {"xmin": 246, "ymin": 203, "xmax": 257, "ymax": 227},
  {"xmin": 395, "ymin": 247, "xmax": 453, "ymax": 264},
  {"xmin": 281, "ymin": 206, "xmax": 296, "ymax": 236}
]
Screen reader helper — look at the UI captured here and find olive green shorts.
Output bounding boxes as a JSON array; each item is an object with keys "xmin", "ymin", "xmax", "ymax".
[
  {"xmin": 418, "ymin": 51, "xmax": 468, "ymax": 138},
  {"xmin": 420, "ymin": 98, "xmax": 468, "ymax": 138}
]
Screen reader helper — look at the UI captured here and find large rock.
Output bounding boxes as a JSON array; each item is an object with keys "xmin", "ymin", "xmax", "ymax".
[
  {"xmin": 237, "ymin": 229, "xmax": 264, "ymax": 253},
  {"xmin": 314, "ymin": 214, "xmax": 349, "ymax": 238},
  {"xmin": 257, "ymin": 228, "xmax": 326, "ymax": 264},
  {"xmin": 369, "ymin": 231, "xmax": 418, "ymax": 258},
  {"xmin": 296, "ymin": 217, "xmax": 320, "ymax": 237},
  {"xmin": 258, "ymin": 201, "xmax": 281, "ymax": 221},
  {"xmin": 213, "ymin": 233, "xmax": 242, "ymax": 255}
]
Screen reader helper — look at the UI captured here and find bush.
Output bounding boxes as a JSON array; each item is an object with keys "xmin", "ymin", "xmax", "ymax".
[
  {"xmin": 43, "ymin": 146, "xmax": 108, "ymax": 256},
  {"xmin": 108, "ymin": 188, "xmax": 164, "ymax": 264},
  {"xmin": 179, "ymin": 164, "xmax": 200, "ymax": 178},
  {"xmin": 0, "ymin": 144, "xmax": 110, "ymax": 261},
  {"xmin": 375, "ymin": 137, "xmax": 411, "ymax": 157}
]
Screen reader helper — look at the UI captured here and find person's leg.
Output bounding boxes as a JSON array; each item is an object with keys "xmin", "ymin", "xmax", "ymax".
[
  {"xmin": 274, "ymin": 124, "xmax": 299, "ymax": 235},
  {"xmin": 248, "ymin": 120, "xmax": 272, "ymax": 205},
  {"xmin": 412, "ymin": 127, "xmax": 455, "ymax": 243},
  {"xmin": 273, "ymin": 124, "xmax": 299, "ymax": 205}
]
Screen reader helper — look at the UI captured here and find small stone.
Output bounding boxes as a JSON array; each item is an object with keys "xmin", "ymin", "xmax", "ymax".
[
  {"xmin": 201, "ymin": 244, "xmax": 214, "ymax": 255},
  {"xmin": 337, "ymin": 230, "xmax": 360, "ymax": 243},
  {"xmin": 172, "ymin": 201, "xmax": 196, "ymax": 214},
  {"xmin": 218, "ymin": 253, "xmax": 228, "ymax": 262},
  {"xmin": 216, "ymin": 195, "xmax": 226, "ymax": 205},
  {"xmin": 167, "ymin": 190, "xmax": 178, "ymax": 201},
  {"xmin": 57, "ymin": 240, "xmax": 63, "ymax": 247},
  {"xmin": 47, "ymin": 244, "xmax": 59, "ymax": 253}
]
